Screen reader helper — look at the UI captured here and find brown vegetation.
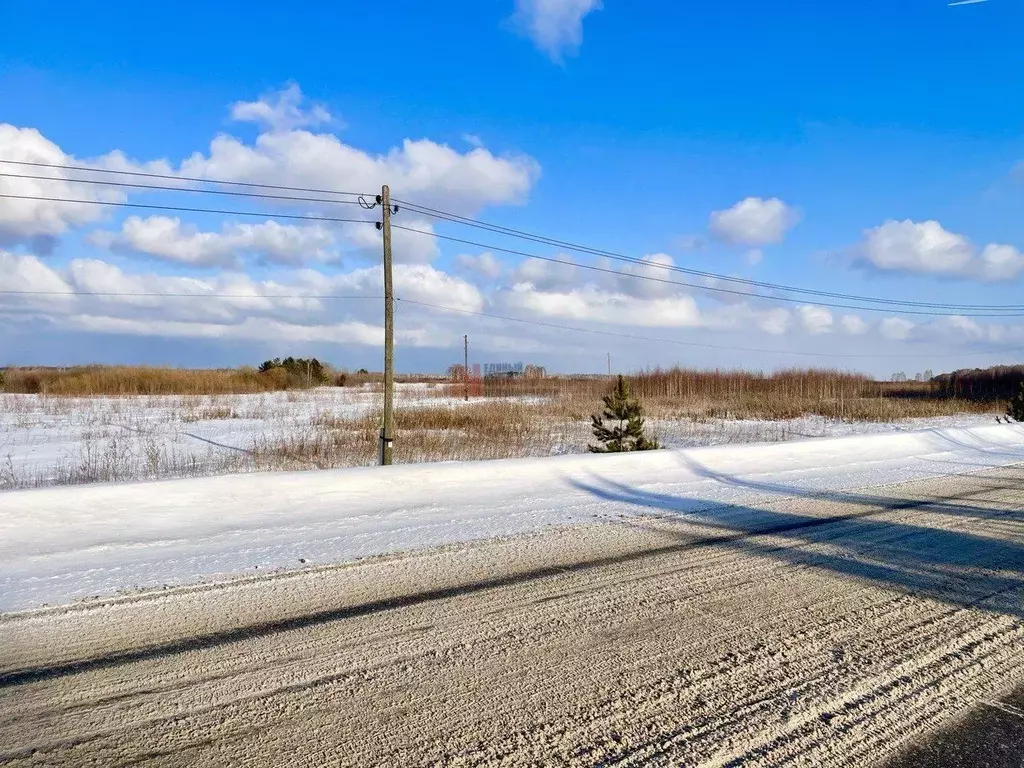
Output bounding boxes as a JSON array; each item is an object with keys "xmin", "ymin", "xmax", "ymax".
[
  {"xmin": 0, "ymin": 365, "xmax": 335, "ymax": 396},
  {"xmin": 481, "ymin": 368, "xmax": 995, "ymax": 422}
]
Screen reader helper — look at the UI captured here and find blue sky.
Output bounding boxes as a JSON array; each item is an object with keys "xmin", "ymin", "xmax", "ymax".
[{"xmin": 2, "ymin": 0, "xmax": 1024, "ymax": 375}]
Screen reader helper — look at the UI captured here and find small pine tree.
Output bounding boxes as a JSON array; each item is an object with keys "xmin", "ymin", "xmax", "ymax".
[
  {"xmin": 1006, "ymin": 382, "xmax": 1024, "ymax": 422},
  {"xmin": 589, "ymin": 375, "xmax": 660, "ymax": 453}
]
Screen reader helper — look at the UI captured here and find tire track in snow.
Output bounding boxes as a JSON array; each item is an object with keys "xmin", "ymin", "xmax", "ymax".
[{"xmin": 0, "ymin": 467, "xmax": 1022, "ymax": 766}]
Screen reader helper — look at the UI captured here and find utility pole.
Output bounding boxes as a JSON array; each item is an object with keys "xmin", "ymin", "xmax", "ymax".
[
  {"xmin": 607, "ymin": 352, "xmax": 611, "ymax": 377},
  {"xmin": 379, "ymin": 184, "xmax": 395, "ymax": 466},
  {"xmin": 464, "ymin": 334, "xmax": 469, "ymax": 401}
]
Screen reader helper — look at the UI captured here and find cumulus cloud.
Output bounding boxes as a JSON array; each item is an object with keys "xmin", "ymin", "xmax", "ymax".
[
  {"xmin": 90, "ymin": 216, "xmax": 337, "ymax": 268},
  {"xmin": 880, "ymin": 317, "xmax": 915, "ymax": 341},
  {"xmin": 840, "ymin": 314, "xmax": 868, "ymax": 335},
  {"xmin": 978, "ymin": 244, "xmax": 1024, "ymax": 281},
  {"xmin": 455, "ymin": 252, "xmax": 503, "ymax": 279},
  {"xmin": 0, "ymin": 249, "xmax": 481, "ymax": 346},
  {"xmin": 503, "ymin": 283, "xmax": 702, "ymax": 328},
  {"xmin": 797, "ymin": 305, "xmax": 833, "ymax": 335},
  {"xmin": 340, "ymin": 217, "xmax": 440, "ymax": 264},
  {"xmin": 512, "ymin": 255, "xmax": 580, "ymax": 292},
  {"xmin": 0, "ymin": 125, "xmax": 172, "ymax": 250},
  {"xmin": 854, "ymin": 219, "xmax": 1024, "ymax": 282},
  {"xmin": 181, "ymin": 87, "xmax": 540, "ymax": 216},
  {"xmin": 709, "ymin": 197, "xmax": 799, "ymax": 246},
  {"xmin": 614, "ymin": 253, "xmax": 678, "ymax": 299},
  {"xmin": 511, "ymin": 0, "xmax": 602, "ymax": 60},
  {"xmin": 230, "ymin": 83, "xmax": 332, "ymax": 132}
]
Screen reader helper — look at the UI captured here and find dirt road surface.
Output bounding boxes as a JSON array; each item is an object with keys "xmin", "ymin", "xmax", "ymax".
[{"xmin": 1, "ymin": 466, "xmax": 1022, "ymax": 766}]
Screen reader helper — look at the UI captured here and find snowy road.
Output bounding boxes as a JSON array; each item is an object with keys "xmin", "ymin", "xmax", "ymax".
[{"xmin": 1, "ymin": 464, "xmax": 1023, "ymax": 766}]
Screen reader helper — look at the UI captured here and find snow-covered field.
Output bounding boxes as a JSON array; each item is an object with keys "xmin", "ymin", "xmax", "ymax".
[
  {"xmin": 0, "ymin": 384, "xmax": 521, "ymax": 487},
  {"xmin": 0, "ymin": 385, "xmax": 1002, "ymax": 489},
  {"xmin": 3, "ymin": 422, "xmax": 1023, "ymax": 613}
]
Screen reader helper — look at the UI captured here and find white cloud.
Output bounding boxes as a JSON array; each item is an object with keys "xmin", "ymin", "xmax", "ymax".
[
  {"xmin": 512, "ymin": 255, "xmax": 579, "ymax": 292},
  {"xmin": 90, "ymin": 216, "xmax": 337, "ymax": 268},
  {"xmin": 0, "ymin": 125, "xmax": 172, "ymax": 250},
  {"xmin": 340, "ymin": 217, "xmax": 440, "ymax": 264},
  {"xmin": 854, "ymin": 219, "xmax": 1024, "ymax": 282},
  {"xmin": 230, "ymin": 83, "xmax": 332, "ymax": 132},
  {"xmin": 840, "ymin": 314, "xmax": 868, "ymax": 335},
  {"xmin": 615, "ymin": 253, "xmax": 677, "ymax": 299},
  {"xmin": 455, "ymin": 252, "xmax": 503, "ymax": 279},
  {"xmin": 880, "ymin": 317, "xmax": 915, "ymax": 341},
  {"xmin": 797, "ymin": 305, "xmax": 833, "ymax": 335},
  {"xmin": 0, "ymin": 250, "xmax": 482, "ymax": 346},
  {"xmin": 709, "ymin": 197, "xmax": 799, "ymax": 246},
  {"xmin": 755, "ymin": 308, "xmax": 792, "ymax": 336},
  {"xmin": 978, "ymin": 244, "xmax": 1024, "ymax": 281},
  {"xmin": 745, "ymin": 248, "xmax": 764, "ymax": 266},
  {"xmin": 504, "ymin": 283, "xmax": 702, "ymax": 328},
  {"xmin": 857, "ymin": 219, "xmax": 972, "ymax": 275},
  {"xmin": 181, "ymin": 87, "xmax": 540, "ymax": 216},
  {"xmin": 511, "ymin": 0, "xmax": 602, "ymax": 60}
]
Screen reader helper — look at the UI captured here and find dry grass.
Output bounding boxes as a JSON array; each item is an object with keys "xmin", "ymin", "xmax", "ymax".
[
  {"xmin": 0, "ymin": 366, "xmax": 329, "ymax": 396},
  {"xmin": 481, "ymin": 368, "xmax": 995, "ymax": 422},
  {"xmin": 0, "ymin": 366, "xmax": 1005, "ymax": 489}
]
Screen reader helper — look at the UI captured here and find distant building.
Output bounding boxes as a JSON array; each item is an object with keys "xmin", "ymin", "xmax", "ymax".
[{"xmin": 483, "ymin": 362, "xmax": 525, "ymax": 378}]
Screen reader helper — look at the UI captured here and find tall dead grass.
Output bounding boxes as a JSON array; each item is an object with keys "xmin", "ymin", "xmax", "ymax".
[
  {"xmin": 1, "ymin": 366, "xmax": 316, "ymax": 396},
  {"xmin": 482, "ymin": 368, "xmax": 994, "ymax": 422}
]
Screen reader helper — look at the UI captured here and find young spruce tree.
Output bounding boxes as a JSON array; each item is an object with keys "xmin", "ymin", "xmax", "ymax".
[
  {"xmin": 1006, "ymin": 382, "xmax": 1024, "ymax": 423},
  {"xmin": 589, "ymin": 375, "xmax": 660, "ymax": 453}
]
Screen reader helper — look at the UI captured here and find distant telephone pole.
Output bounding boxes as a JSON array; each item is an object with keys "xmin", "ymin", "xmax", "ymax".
[
  {"xmin": 607, "ymin": 352, "xmax": 611, "ymax": 377},
  {"xmin": 463, "ymin": 334, "xmax": 469, "ymax": 401},
  {"xmin": 379, "ymin": 185, "xmax": 396, "ymax": 466}
]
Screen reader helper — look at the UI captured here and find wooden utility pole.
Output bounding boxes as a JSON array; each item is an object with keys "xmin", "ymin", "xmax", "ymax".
[
  {"xmin": 380, "ymin": 184, "xmax": 395, "ymax": 466},
  {"xmin": 463, "ymin": 334, "xmax": 470, "ymax": 401},
  {"xmin": 607, "ymin": 352, "xmax": 611, "ymax": 377}
]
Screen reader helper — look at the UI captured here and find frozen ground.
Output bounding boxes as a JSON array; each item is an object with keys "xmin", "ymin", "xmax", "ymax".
[
  {"xmin": 0, "ymin": 384, "xmax": 522, "ymax": 486},
  {"xmin": 2, "ymin": 422, "xmax": 1023, "ymax": 613},
  {"xmin": 1, "ymin": 461, "xmax": 1022, "ymax": 766},
  {"xmin": 0, "ymin": 385, "xmax": 1002, "ymax": 488}
]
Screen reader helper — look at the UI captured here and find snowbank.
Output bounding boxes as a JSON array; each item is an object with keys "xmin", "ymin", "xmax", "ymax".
[{"xmin": 2, "ymin": 423, "xmax": 1023, "ymax": 612}]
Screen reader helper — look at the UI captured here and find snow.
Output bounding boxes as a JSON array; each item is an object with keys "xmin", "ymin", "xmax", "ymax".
[
  {"xmin": 2, "ymin": 422, "xmax": 1023, "ymax": 613},
  {"xmin": 0, "ymin": 387, "xmax": 1002, "ymax": 487},
  {"xmin": 0, "ymin": 385, "xmax": 544, "ymax": 486}
]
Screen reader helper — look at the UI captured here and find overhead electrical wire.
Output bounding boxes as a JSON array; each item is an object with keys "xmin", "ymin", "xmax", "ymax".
[
  {"xmin": 0, "ymin": 158, "xmax": 370, "ymax": 199},
  {"xmin": 394, "ymin": 198, "xmax": 1024, "ymax": 312},
  {"xmin": 0, "ymin": 170, "xmax": 368, "ymax": 208},
  {"xmin": 0, "ymin": 290, "xmax": 381, "ymax": 300},
  {"xmin": 2, "ymin": 159, "xmax": 1019, "ymax": 312},
  {"xmin": 391, "ymin": 224, "xmax": 1024, "ymax": 318},
  {"xmin": 0, "ymin": 192, "xmax": 375, "ymax": 227},
  {"xmin": 2, "ymin": 188, "xmax": 1022, "ymax": 317}
]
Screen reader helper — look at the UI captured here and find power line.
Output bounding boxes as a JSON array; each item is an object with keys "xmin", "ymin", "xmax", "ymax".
[
  {"xmin": 0, "ymin": 192, "xmax": 375, "ymax": 226},
  {"xmin": 0, "ymin": 290, "xmax": 382, "ymax": 300},
  {"xmin": 395, "ymin": 198, "xmax": 1024, "ymax": 312},
  {"xmin": 394, "ymin": 297, "xmax": 1015, "ymax": 360},
  {"xmin": 0, "ymin": 158, "xmax": 370, "ymax": 199},
  {"xmin": 0, "ymin": 170, "xmax": 368, "ymax": 208},
  {"xmin": 391, "ymin": 224, "xmax": 1024, "ymax": 318},
  {"xmin": 6, "ymin": 158, "xmax": 1018, "ymax": 313},
  {"xmin": 6, "ymin": 167, "xmax": 1019, "ymax": 314}
]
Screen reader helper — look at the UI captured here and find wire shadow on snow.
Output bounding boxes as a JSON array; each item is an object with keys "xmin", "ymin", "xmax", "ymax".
[
  {"xmin": 4, "ymin": 460, "xmax": 1022, "ymax": 692},
  {"xmin": 568, "ymin": 466, "xmax": 1024, "ymax": 621}
]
